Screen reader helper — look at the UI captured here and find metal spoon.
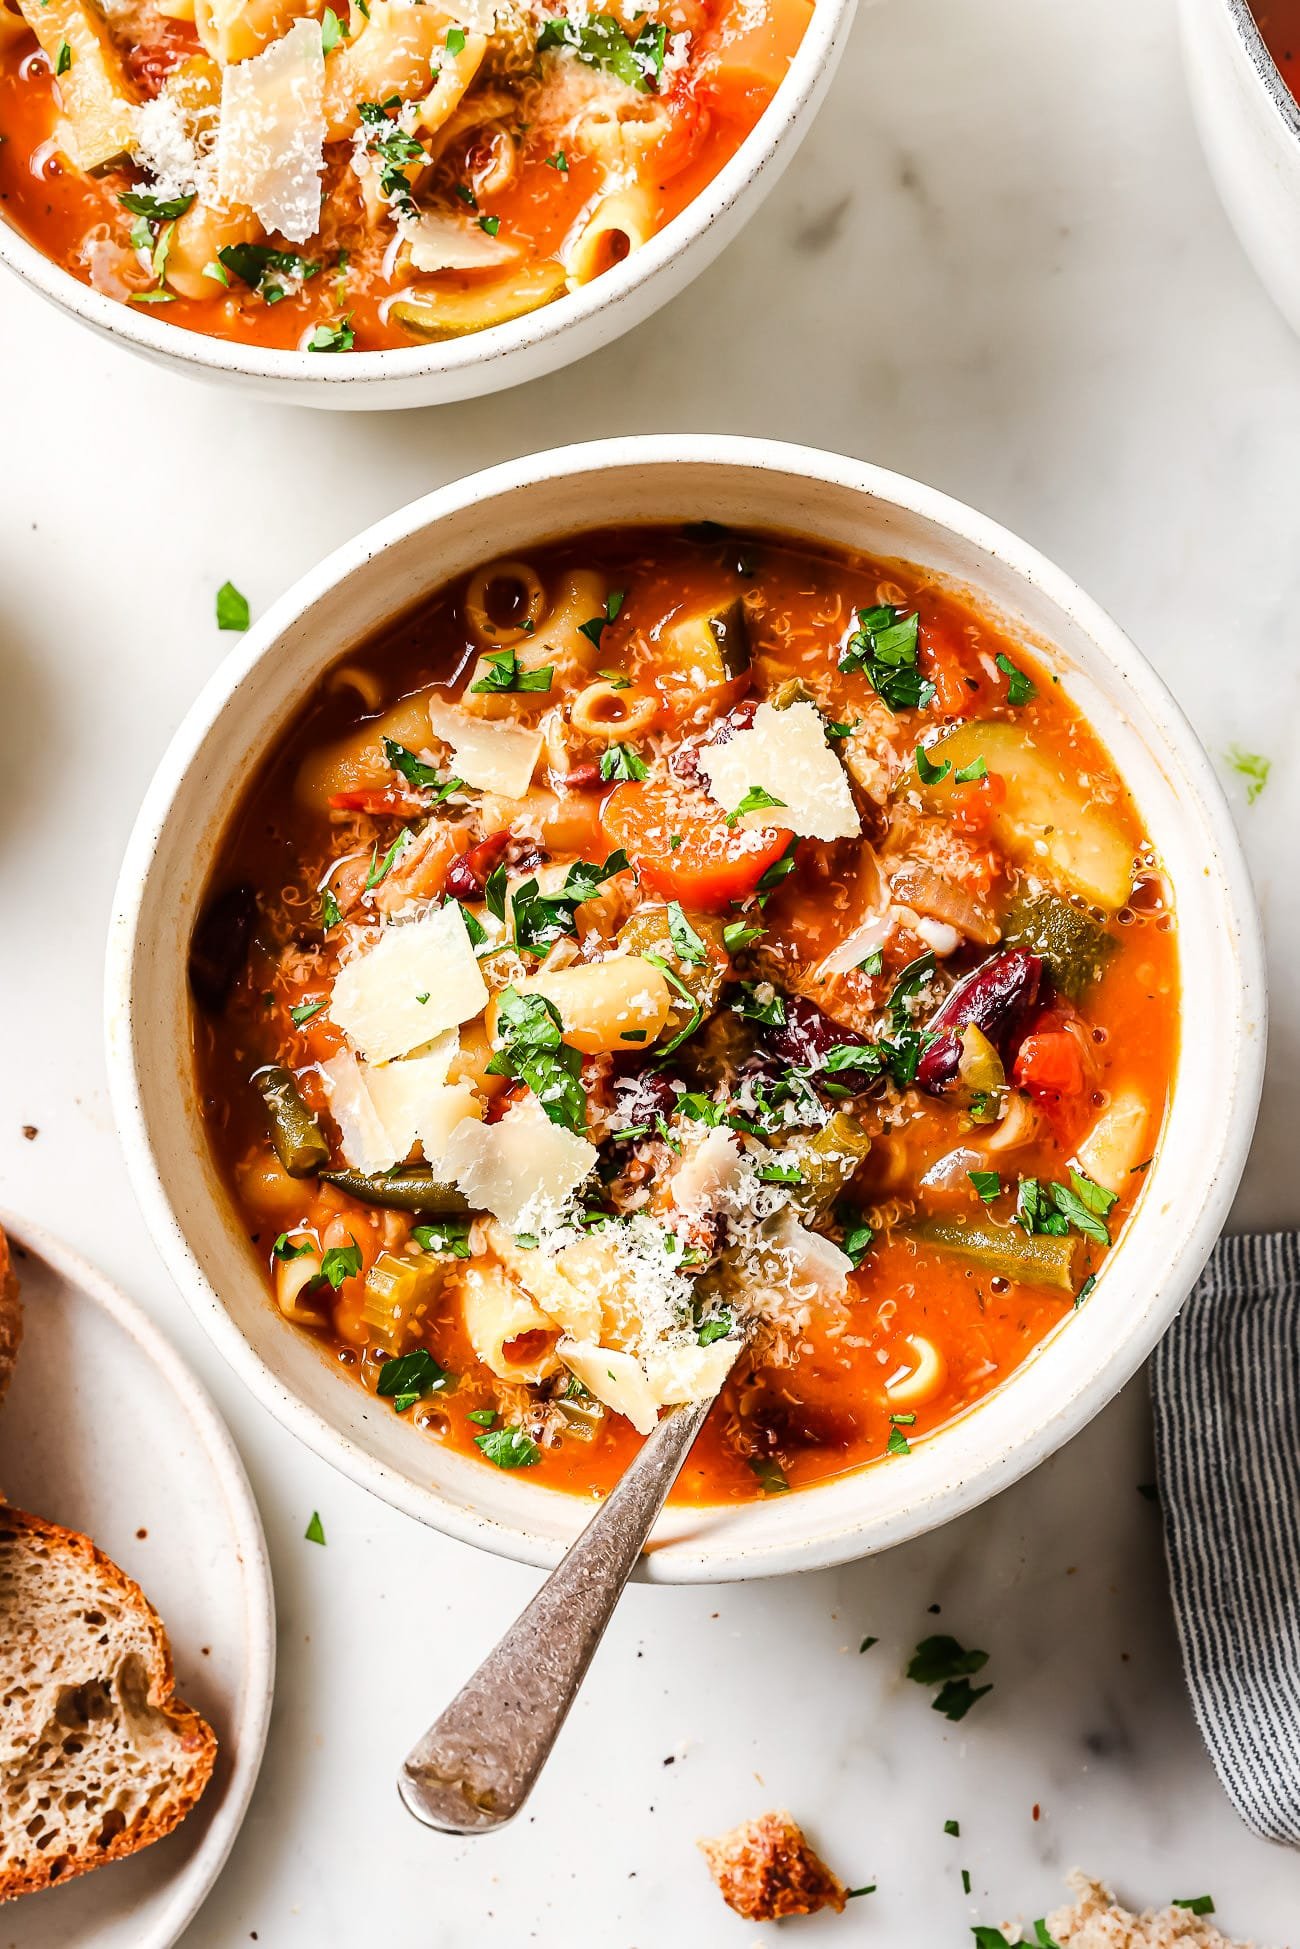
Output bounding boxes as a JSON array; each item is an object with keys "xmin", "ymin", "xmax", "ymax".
[{"xmin": 397, "ymin": 1393, "xmax": 713, "ymax": 1834}]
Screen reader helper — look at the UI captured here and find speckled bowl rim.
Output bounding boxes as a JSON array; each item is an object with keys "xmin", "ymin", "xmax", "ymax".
[
  {"xmin": 1222, "ymin": 0, "xmax": 1300, "ymax": 139},
  {"xmin": 105, "ymin": 436, "xmax": 1267, "ymax": 1582},
  {"xmin": 0, "ymin": 0, "xmax": 855, "ymax": 392}
]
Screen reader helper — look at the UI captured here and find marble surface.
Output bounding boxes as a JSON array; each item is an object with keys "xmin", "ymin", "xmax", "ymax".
[{"xmin": 3, "ymin": 0, "xmax": 1300, "ymax": 1939}]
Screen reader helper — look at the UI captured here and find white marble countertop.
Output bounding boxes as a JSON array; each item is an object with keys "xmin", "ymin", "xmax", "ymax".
[{"xmin": 4, "ymin": 0, "xmax": 1300, "ymax": 1939}]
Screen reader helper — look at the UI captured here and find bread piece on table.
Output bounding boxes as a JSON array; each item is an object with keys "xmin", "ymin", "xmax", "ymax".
[
  {"xmin": 698, "ymin": 1809, "xmax": 847, "ymax": 1921},
  {"xmin": 1048, "ymin": 1872, "xmax": 1258, "ymax": 1949},
  {"xmin": 0, "ymin": 1225, "xmax": 22, "ymax": 1408},
  {"xmin": 0, "ymin": 1506, "xmax": 217, "ymax": 1901}
]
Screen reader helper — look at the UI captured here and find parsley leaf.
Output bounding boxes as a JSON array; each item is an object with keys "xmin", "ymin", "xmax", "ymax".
[
  {"xmin": 377, "ymin": 1346, "xmax": 451, "ymax": 1411},
  {"xmin": 487, "ymin": 986, "xmax": 586, "ymax": 1133},
  {"xmin": 968, "ymin": 1169, "xmax": 1002, "ymax": 1203},
  {"xmin": 666, "ymin": 901, "xmax": 707, "ymax": 965},
  {"xmin": 907, "ymin": 1634, "xmax": 989, "ymax": 1685},
  {"xmin": 365, "ymin": 830, "xmax": 409, "ymax": 888},
  {"xmin": 840, "ymin": 1216, "xmax": 875, "ymax": 1267},
  {"xmin": 384, "ymin": 737, "xmax": 442, "ymax": 790},
  {"xmin": 697, "ymin": 1313, "xmax": 732, "ymax": 1346},
  {"xmin": 119, "ymin": 188, "xmax": 195, "ymax": 222},
  {"xmin": 317, "ymin": 1241, "xmax": 362, "ymax": 1289},
  {"xmin": 887, "ymin": 950, "xmax": 937, "ymax": 1028},
  {"xmin": 307, "ymin": 315, "xmax": 355, "ymax": 352},
  {"xmin": 304, "ymin": 1510, "xmax": 326, "ymax": 1544},
  {"xmin": 219, "ymin": 241, "xmax": 320, "ymax": 295},
  {"xmin": 537, "ymin": 14, "xmax": 664, "ymax": 91},
  {"xmin": 915, "ymin": 743, "xmax": 950, "ymax": 785},
  {"xmin": 320, "ymin": 887, "xmax": 343, "ymax": 929},
  {"xmin": 995, "ymin": 651, "xmax": 1036, "ymax": 705},
  {"xmin": 412, "ymin": 1218, "xmax": 472, "ymax": 1259},
  {"xmin": 576, "ymin": 586, "xmax": 627, "ymax": 649},
  {"xmin": 215, "ymin": 580, "xmax": 250, "ymax": 632},
  {"xmin": 732, "ymin": 981, "xmax": 786, "ymax": 1028},
  {"xmin": 321, "ymin": 4, "xmax": 346, "ymax": 49},
  {"xmin": 445, "ymin": 22, "xmax": 466, "ymax": 52},
  {"xmin": 290, "ymin": 999, "xmax": 325, "ymax": 1027},
  {"xmin": 273, "ymin": 1233, "xmax": 312, "ymax": 1261},
  {"xmin": 475, "ymin": 1424, "xmax": 542, "ymax": 1467},
  {"xmin": 746, "ymin": 1455, "xmax": 789, "ymax": 1495},
  {"xmin": 726, "ymin": 783, "xmax": 787, "ymax": 828},
  {"xmin": 723, "ymin": 919, "xmax": 764, "ymax": 952},
  {"xmin": 599, "ymin": 742, "xmax": 649, "ymax": 782},
  {"xmin": 1172, "ymin": 1898, "xmax": 1215, "ymax": 1917},
  {"xmin": 54, "ymin": 38, "xmax": 71, "ymax": 72},
  {"xmin": 955, "ymin": 755, "xmax": 987, "ymax": 782},
  {"xmin": 470, "ymin": 647, "xmax": 553, "ymax": 694},
  {"xmin": 1224, "ymin": 745, "xmax": 1270, "ymax": 803},
  {"xmin": 840, "ymin": 604, "xmax": 933, "ymax": 711},
  {"xmin": 511, "ymin": 851, "xmax": 627, "ymax": 955}
]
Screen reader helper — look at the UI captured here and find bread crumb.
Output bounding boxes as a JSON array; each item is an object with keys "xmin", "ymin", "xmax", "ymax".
[
  {"xmin": 1048, "ymin": 1872, "xmax": 1262, "ymax": 1949},
  {"xmin": 698, "ymin": 1810, "xmax": 846, "ymax": 1921}
]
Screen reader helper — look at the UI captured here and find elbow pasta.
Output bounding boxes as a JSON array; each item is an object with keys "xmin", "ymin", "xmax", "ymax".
[
  {"xmin": 1, "ymin": 0, "xmax": 809, "ymax": 347},
  {"xmin": 194, "ymin": 527, "xmax": 1174, "ymax": 1504}
]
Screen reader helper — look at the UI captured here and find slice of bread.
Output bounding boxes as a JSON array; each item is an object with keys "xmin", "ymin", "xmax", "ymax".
[
  {"xmin": 0, "ymin": 1507, "xmax": 217, "ymax": 1900},
  {"xmin": 699, "ymin": 1810, "xmax": 847, "ymax": 1921},
  {"xmin": 0, "ymin": 1225, "xmax": 22, "ymax": 1407}
]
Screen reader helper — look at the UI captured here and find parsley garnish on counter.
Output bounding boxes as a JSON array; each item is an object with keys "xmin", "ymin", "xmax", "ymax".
[
  {"xmin": 1224, "ymin": 744, "xmax": 1271, "ymax": 803},
  {"xmin": 304, "ymin": 1510, "xmax": 326, "ymax": 1545},
  {"xmin": 906, "ymin": 1634, "xmax": 993, "ymax": 1720},
  {"xmin": 215, "ymin": 581, "xmax": 250, "ymax": 632}
]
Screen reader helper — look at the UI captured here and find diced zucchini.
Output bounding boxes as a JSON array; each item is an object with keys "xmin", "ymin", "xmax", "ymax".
[
  {"xmin": 361, "ymin": 1251, "xmax": 445, "ymax": 1353},
  {"xmin": 389, "ymin": 262, "xmax": 567, "ymax": 342},
  {"xmin": 908, "ymin": 1214, "xmax": 1081, "ymax": 1291},
  {"xmin": 1073, "ymin": 1085, "xmax": 1151, "ymax": 1194},
  {"xmin": 1001, "ymin": 890, "xmax": 1115, "ymax": 1000},
  {"xmin": 616, "ymin": 903, "xmax": 730, "ymax": 1040},
  {"xmin": 656, "ymin": 596, "xmax": 751, "ymax": 690},
  {"xmin": 922, "ymin": 720, "xmax": 1136, "ymax": 910},
  {"xmin": 785, "ymin": 1111, "xmax": 873, "ymax": 1216}
]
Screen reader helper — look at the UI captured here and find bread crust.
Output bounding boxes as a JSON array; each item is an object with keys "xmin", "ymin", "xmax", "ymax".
[
  {"xmin": 0, "ymin": 1226, "xmax": 22, "ymax": 1408},
  {"xmin": 698, "ymin": 1810, "xmax": 847, "ymax": 1921},
  {"xmin": 0, "ymin": 1506, "xmax": 217, "ymax": 1901}
]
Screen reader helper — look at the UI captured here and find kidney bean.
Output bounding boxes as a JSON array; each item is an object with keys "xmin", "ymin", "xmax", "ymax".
[
  {"xmin": 915, "ymin": 947, "xmax": 1043, "ymax": 1093},
  {"xmin": 443, "ymin": 830, "xmax": 512, "ymax": 901},
  {"xmin": 563, "ymin": 763, "xmax": 603, "ymax": 791},
  {"xmin": 762, "ymin": 993, "xmax": 877, "ymax": 1094}
]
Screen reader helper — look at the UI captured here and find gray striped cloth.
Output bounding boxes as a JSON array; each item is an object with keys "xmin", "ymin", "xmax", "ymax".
[{"xmin": 1150, "ymin": 1232, "xmax": 1300, "ymax": 1845}]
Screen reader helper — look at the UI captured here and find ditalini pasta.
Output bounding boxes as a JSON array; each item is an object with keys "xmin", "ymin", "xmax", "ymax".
[
  {"xmin": 191, "ymin": 526, "xmax": 1178, "ymax": 1500},
  {"xmin": 0, "ymin": 0, "xmax": 811, "ymax": 350}
]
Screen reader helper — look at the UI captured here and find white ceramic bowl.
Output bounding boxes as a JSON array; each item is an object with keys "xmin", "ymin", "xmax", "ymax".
[
  {"xmin": 1182, "ymin": 0, "xmax": 1300, "ymax": 337},
  {"xmin": 0, "ymin": 2, "xmax": 854, "ymax": 410},
  {"xmin": 106, "ymin": 436, "xmax": 1266, "ymax": 1582}
]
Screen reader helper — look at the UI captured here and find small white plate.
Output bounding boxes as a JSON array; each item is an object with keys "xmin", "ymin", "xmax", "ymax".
[{"xmin": 0, "ymin": 1217, "xmax": 274, "ymax": 1949}]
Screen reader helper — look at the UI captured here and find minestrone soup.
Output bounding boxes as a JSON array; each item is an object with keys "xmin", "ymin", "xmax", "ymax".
[
  {"xmin": 0, "ymin": 0, "xmax": 810, "ymax": 351},
  {"xmin": 191, "ymin": 525, "xmax": 1178, "ymax": 1504}
]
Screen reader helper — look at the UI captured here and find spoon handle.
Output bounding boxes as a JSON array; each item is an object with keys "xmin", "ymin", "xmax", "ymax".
[{"xmin": 398, "ymin": 1395, "xmax": 712, "ymax": 1835}]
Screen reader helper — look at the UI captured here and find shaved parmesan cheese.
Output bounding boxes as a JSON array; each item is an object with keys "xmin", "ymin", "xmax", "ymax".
[
  {"xmin": 668, "ymin": 1126, "xmax": 744, "ymax": 1220},
  {"xmin": 366, "ymin": 1046, "xmax": 480, "ymax": 1165},
  {"xmin": 330, "ymin": 907, "xmax": 488, "ymax": 1064},
  {"xmin": 558, "ymin": 1341, "xmax": 659, "ymax": 1435},
  {"xmin": 698, "ymin": 700, "xmax": 861, "ymax": 842},
  {"xmin": 319, "ymin": 1049, "xmax": 395, "ymax": 1173},
  {"xmin": 445, "ymin": 0, "xmax": 499, "ymax": 30},
  {"xmin": 442, "ymin": 1094, "xmax": 596, "ymax": 1230},
  {"xmin": 404, "ymin": 208, "xmax": 517, "ymax": 274},
  {"xmin": 217, "ymin": 19, "xmax": 325, "ymax": 245},
  {"xmin": 644, "ymin": 1337, "xmax": 740, "ymax": 1405},
  {"xmin": 769, "ymin": 1209, "xmax": 854, "ymax": 1298},
  {"xmin": 427, "ymin": 698, "xmax": 543, "ymax": 800}
]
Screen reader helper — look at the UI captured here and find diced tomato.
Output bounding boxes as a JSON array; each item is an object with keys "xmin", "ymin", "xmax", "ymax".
[
  {"xmin": 919, "ymin": 630, "xmax": 970, "ymax": 720},
  {"xmin": 1014, "ymin": 1031, "xmax": 1087, "ymax": 1098},
  {"xmin": 950, "ymin": 769, "xmax": 1007, "ymax": 838},
  {"xmin": 328, "ymin": 787, "xmax": 427, "ymax": 818},
  {"xmin": 601, "ymin": 776, "xmax": 794, "ymax": 911}
]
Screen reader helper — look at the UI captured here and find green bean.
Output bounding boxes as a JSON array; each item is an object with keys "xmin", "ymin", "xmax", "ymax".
[
  {"xmin": 786, "ymin": 1111, "xmax": 873, "ymax": 1217},
  {"xmin": 253, "ymin": 1065, "xmax": 329, "ymax": 1178},
  {"xmin": 908, "ymin": 1215, "xmax": 1080, "ymax": 1292},
  {"xmin": 321, "ymin": 1168, "xmax": 470, "ymax": 1216}
]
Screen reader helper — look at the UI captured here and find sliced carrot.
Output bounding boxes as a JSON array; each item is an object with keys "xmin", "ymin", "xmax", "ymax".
[{"xmin": 601, "ymin": 776, "xmax": 793, "ymax": 911}]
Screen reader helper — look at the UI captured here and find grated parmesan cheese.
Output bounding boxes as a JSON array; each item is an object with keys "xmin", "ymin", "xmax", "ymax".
[
  {"xmin": 698, "ymin": 700, "xmax": 862, "ymax": 842},
  {"xmin": 217, "ymin": 18, "xmax": 326, "ymax": 245}
]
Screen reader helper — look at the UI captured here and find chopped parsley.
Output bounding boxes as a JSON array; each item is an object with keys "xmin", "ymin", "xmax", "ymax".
[
  {"xmin": 1016, "ymin": 1168, "xmax": 1116, "ymax": 1246},
  {"xmin": 320, "ymin": 887, "xmax": 343, "ymax": 929},
  {"xmin": 858, "ymin": 948, "xmax": 884, "ymax": 976},
  {"xmin": 886, "ymin": 1422, "xmax": 912, "ymax": 1456},
  {"xmin": 304, "ymin": 1510, "xmax": 326, "ymax": 1545},
  {"xmin": 955, "ymin": 755, "xmax": 988, "ymax": 782},
  {"xmin": 384, "ymin": 736, "xmax": 447, "ymax": 791},
  {"xmin": 697, "ymin": 1313, "xmax": 732, "ymax": 1346},
  {"xmin": 968, "ymin": 1169, "xmax": 1002, "ymax": 1204},
  {"xmin": 726, "ymin": 783, "xmax": 787, "ymax": 828},
  {"xmin": 377, "ymin": 1346, "xmax": 452, "ymax": 1411},
  {"xmin": 1172, "ymin": 1897, "xmax": 1215, "ymax": 1917},
  {"xmin": 54, "ymin": 38, "xmax": 71, "ymax": 72},
  {"xmin": 944, "ymin": 1818, "xmax": 960, "ymax": 1837},
  {"xmin": 859, "ymin": 1635, "xmax": 878, "ymax": 1653},
  {"xmin": 466, "ymin": 1407, "xmax": 496, "ymax": 1427},
  {"xmin": 732, "ymin": 981, "xmax": 786, "ymax": 1028},
  {"xmin": 215, "ymin": 580, "xmax": 250, "ymax": 632},
  {"xmin": 487, "ymin": 986, "xmax": 585, "ymax": 1132},
  {"xmin": 754, "ymin": 835, "xmax": 799, "ymax": 900},
  {"xmin": 357, "ymin": 99, "xmax": 426, "ymax": 215},
  {"xmin": 840, "ymin": 604, "xmax": 933, "ymax": 711},
  {"xmin": 546, "ymin": 149, "xmax": 569, "ymax": 172},
  {"xmin": 307, "ymin": 315, "xmax": 355, "ymax": 352},
  {"xmin": 478, "ymin": 213, "xmax": 501, "ymax": 237},
  {"xmin": 746, "ymin": 1454, "xmax": 789, "ymax": 1495},
  {"xmin": 907, "ymin": 1634, "xmax": 993, "ymax": 1720},
  {"xmin": 365, "ymin": 830, "xmax": 409, "ymax": 888},
  {"xmin": 471, "ymin": 646, "xmax": 553, "ymax": 694},
  {"xmin": 1225, "ymin": 744, "xmax": 1270, "ymax": 803},
  {"xmin": 915, "ymin": 743, "xmax": 951, "ymax": 785},
  {"xmin": 840, "ymin": 1216, "xmax": 875, "ymax": 1267},
  {"xmin": 119, "ymin": 188, "xmax": 195, "ymax": 222},
  {"xmin": 445, "ymin": 22, "xmax": 466, "ymax": 52},
  {"xmin": 321, "ymin": 6, "xmax": 347, "ymax": 51},
  {"xmin": 723, "ymin": 919, "xmax": 764, "ymax": 952},
  {"xmin": 219, "ymin": 241, "xmax": 320, "ymax": 297},
  {"xmin": 273, "ymin": 1233, "xmax": 312, "ymax": 1261},
  {"xmin": 576, "ymin": 587, "xmax": 626, "ymax": 649},
  {"xmin": 317, "ymin": 1241, "xmax": 362, "ymax": 1289},
  {"xmin": 290, "ymin": 999, "xmax": 326, "ymax": 1027},
  {"xmin": 475, "ymin": 1424, "xmax": 542, "ymax": 1468},
  {"xmin": 666, "ymin": 900, "xmax": 707, "ymax": 965},
  {"xmin": 994, "ymin": 651, "xmax": 1036, "ymax": 705},
  {"xmin": 599, "ymin": 742, "xmax": 649, "ymax": 782},
  {"xmin": 412, "ymin": 1218, "xmax": 472, "ymax": 1259},
  {"xmin": 511, "ymin": 851, "xmax": 627, "ymax": 955},
  {"xmin": 536, "ymin": 13, "xmax": 665, "ymax": 91}
]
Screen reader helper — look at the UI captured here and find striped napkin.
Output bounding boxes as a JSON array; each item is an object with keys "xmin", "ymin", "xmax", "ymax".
[{"xmin": 1150, "ymin": 1232, "xmax": 1300, "ymax": 1845}]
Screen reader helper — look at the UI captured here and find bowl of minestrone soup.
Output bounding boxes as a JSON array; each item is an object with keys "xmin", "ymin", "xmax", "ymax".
[
  {"xmin": 1182, "ymin": 0, "xmax": 1300, "ymax": 337},
  {"xmin": 0, "ymin": 0, "xmax": 849, "ymax": 405},
  {"xmin": 106, "ymin": 437, "xmax": 1265, "ymax": 1579}
]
